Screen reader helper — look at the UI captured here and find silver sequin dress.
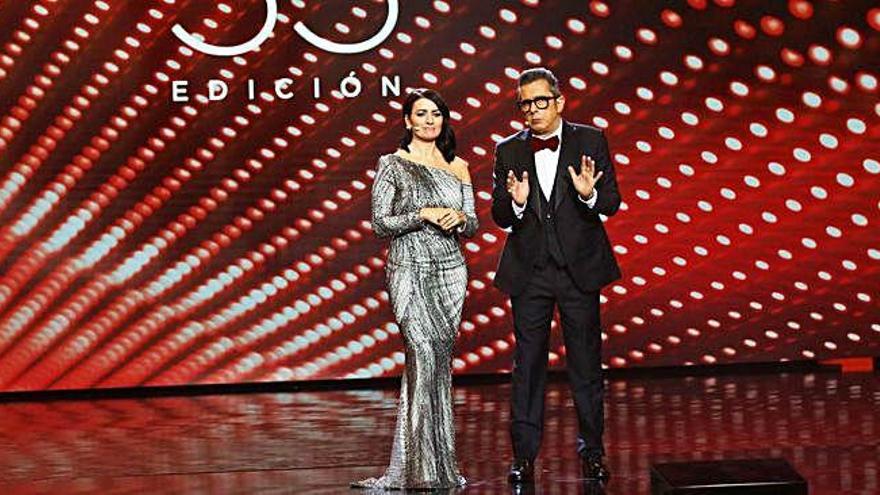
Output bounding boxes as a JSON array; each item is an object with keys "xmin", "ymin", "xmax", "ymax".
[{"xmin": 353, "ymin": 154, "xmax": 478, "ymax": 491}]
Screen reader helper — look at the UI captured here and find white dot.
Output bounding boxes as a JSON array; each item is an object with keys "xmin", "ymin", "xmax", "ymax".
[
  {"xmin": 567, "ymin": 18, "xmax": 587, "ymax": 33},
  {"xmin": 744, "ymin": 175, "xmax": 761, "ymax": 188},
  {"xmin": 679, "ymin": 164, "xmax": 695, "ymax": 176},
  {"xmin": 819, "ymin": 133, "xmax": 839, "ymax": 149},
  {"xmin": 793, "ymin": 148, "xmax": 812, "ymax": 162},
  {"xmin": 698, "ymin": 200, "xmax": 713, "ymax": 212},
  {"xmin": 756, "ymin": 65, "xmax": 776, "ymax": 81},
  {"xmin": 856, "ymin": 71, "xmax": 877, "ymax": 91},
  {"xmin": 836, "ymin": 173, "xmax": 854, "ymax": 187},
  {"xmin": 499, "ymin": 8, "xmax": 516, "ymax": 22},
  {"xmin": 545, "ymin": 36, "xmax": 563, "ymax": 49},
  {"xmin": 802, "ymin": 92, "xmax": 822, "ymax": 108},
  {"xmin": 802, "ymin": 237, "xmax": 817, "ymax": 249},
  {"xmin": 846, "ymin": 118, "xmax": 866, "ymax": 134},
  {"xmin": 681, "ymin": 112, "xmax": 699, "ymax": 126},
  {"xmin": 768, "ymin": 162, "xmax": 786, "ymax": 176},
  {"xmin": 525, "ymin": 52, "xmax": 542, "ymax": 64},
  {"xmin": 739, "ymin": 223, "xmax": 754, "ymax": 235},
  {"xmin": 825, "ymin": 225, "xmax": 842, "ymax": 237},
  {"xmin": 701, "ymin": 151, "xmax": 718, "ymax": 164},
  {"xmin": 685, "ymin": 55, "xmax": 704, "ymax": 70},
  {"xmin": 785, "ymin": 199, "xmax": 802, "ymax": 212},
  {"xmin": 776, "ymin": 108, "xmax": 795, "ymax": 123},
  {"xmin": 749, "ymin": 123, "xmax": 768, "ymax": 137},
  {"xmin": 709, "ymin": 38, "xmax": 729, "ymax": 54},
  {"xmin": 730, "ymin": 81, "xmax": 749, "ymax": 96},
  {"xmin": 810, "ymin": 45, "xmax": 831, "ymax": 63},
  {"xmin": 829, "ymin": 76, "xmax": 849, "ymax": 93},
  {"xmin": 660, "ymin": 71, "xmax": 679, "ymax": 85},
  {"xmin": 810, "ymin": 186, "xmax": 828, "ymax": 200},
  {"xmin": 838, "ymin": 27, "xmax": 861, "ymax": 48},
  {"xmin": 762, "ymin": 211, "xmax": 777, "ymax": 223},
  {"xmin": 569, "ymin": 77, "xmax": 587, "ymax": 90},
  {"xmin": 725, "ymin": 137, "xmax": 743, "ymax": 150},
  {"xmin": 862, "ymin": 159, "xmax": 879, "ymax": 174},
  {"xmin": 851, "ymin": 214, "xmax": 868, "ymax": 227},
  {"xmin": 705, "ymin": 97, "xmax": 724, "ymax": 112}
]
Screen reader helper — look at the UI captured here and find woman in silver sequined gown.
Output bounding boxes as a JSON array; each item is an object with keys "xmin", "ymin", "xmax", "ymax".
[{"xmin": 353, "ymin": 90, "xmax": 478, "ymax": 491}]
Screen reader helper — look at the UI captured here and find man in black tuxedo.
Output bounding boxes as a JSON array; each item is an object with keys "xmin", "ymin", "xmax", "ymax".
[{"xmin": 491, "ymin": 68, "xmax": 621, "ymax": 483}]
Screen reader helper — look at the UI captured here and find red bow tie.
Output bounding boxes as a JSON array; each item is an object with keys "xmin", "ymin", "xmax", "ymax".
[{"xmin": 530, "ymin": 135, "xmax": 559, "ymax": 153}]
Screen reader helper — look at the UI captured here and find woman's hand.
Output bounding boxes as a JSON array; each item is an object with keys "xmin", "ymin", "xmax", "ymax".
[
  {"xmin": 420, "ymin": 207, "xmax": 465, "ymax": 232},
  {"xmin": 419, "ymin": 207, "xmax": 445, "ymax": 226},
  {"xmin": 437, "ymin": 209, "xmax": 466, "ymax": 232}
]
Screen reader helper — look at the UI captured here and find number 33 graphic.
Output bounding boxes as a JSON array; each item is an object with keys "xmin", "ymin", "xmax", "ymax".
[{"xmin": 172, "ymin": 0, "xmax": 399, "ymax": 56}]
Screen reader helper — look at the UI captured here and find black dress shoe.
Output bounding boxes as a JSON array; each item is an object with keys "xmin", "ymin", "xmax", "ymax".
[
  {"xmin": 508, "ymin": 458, "xmax": 535, "ymax": 484},
  {"xmin": 581, "ymin": 455, "xmax": 611, "ymax": 481}
]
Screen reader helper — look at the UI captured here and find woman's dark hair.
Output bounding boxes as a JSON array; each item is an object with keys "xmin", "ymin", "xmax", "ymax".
[{"xmin": 399, "ymin": 88, "xmax": 456, "ymax": 163}]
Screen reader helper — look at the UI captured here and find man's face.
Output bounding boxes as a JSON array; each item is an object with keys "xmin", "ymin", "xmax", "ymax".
[{"xmin": 517, "ymin": 79, "xmax": 565, "ymax": 135}]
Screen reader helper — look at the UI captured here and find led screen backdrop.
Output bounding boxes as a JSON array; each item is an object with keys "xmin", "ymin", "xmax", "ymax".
[{"xmin": 0, "ymin": 0, "xmax": 877, "ymax": 392}]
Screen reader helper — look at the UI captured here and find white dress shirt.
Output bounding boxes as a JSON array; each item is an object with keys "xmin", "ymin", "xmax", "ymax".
[{"xmin": 512, "ymin": 122, "xmax": 597, "ymax": 218}]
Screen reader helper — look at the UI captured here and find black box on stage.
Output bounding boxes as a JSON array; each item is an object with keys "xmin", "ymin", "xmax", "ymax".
[{"xmin": 650, "ymin": 458, "xmax": 807, "ymax": 494}]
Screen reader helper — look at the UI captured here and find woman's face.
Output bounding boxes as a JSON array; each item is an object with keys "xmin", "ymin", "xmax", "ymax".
[{"xmin": 406, "ymin": 98, "xmax": 443, "ymax": 142}]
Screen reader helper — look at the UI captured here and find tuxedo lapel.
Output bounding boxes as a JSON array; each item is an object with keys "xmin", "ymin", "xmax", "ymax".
[{"xmin": 554, "ymin": 121, "xmax": 579, "ymax": 210}]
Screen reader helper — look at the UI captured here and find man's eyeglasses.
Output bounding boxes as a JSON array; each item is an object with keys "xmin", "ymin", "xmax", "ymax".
[{"xmin": 517, "ymin": 95, "xmax": 558, "ymax": 113}]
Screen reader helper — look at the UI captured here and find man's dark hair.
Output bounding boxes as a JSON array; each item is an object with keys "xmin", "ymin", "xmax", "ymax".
[{"xmin": 518, "ymin": 67, "xmax": 561, "ymax": 96}]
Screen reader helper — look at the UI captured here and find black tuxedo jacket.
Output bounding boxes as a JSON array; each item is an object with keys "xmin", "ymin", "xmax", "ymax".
[{"xmin": 491, "ymin": 121, "xmax": 622, "ymax": 295}]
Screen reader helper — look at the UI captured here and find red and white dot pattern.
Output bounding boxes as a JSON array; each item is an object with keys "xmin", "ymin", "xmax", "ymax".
[{"xmin": 0, "ymin": 0, "xmax": 875, "ymax": 391}]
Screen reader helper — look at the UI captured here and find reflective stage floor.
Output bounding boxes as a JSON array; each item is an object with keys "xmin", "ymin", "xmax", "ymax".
[{"xmin": 0, "ymin": 370, "xmax": 876, "ymax": 494}]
